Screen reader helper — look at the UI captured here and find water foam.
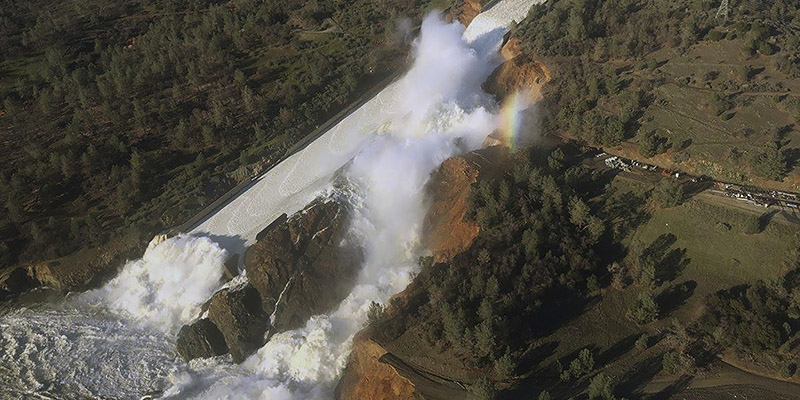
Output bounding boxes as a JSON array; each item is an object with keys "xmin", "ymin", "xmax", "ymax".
[
  {"xmin": 0, "ymin": 1, "xmax": 542, "ymax": 397},
  {"xmin": 161, "ymin": 11, "xmax": 510, "ymax": 399},
  {"xmin": 84, "ymin": 235, "xmax": 228, "ymax": 334}
]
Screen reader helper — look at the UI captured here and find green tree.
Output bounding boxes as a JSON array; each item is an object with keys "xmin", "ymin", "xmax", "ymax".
[
  {"xmin": 366, "ymin": 301, "xmax": 385, "ymax": 325},
  {"xmin": 602, "ymin": 117, "xmax": 625, "ymax": 146},
  {"xmin": 652, "ymin": 179, "xmax": 684, "ymax": 208},
  {"xmin": 627, "ymin": 292, "xmax": 659, "ymax": 324},
  {"xmin": 493, "ymin": 350, "xmax": 516, "ymax": 379},
  {"xmin": 470, "ymin": 377, "xmax": 496, "ymax": 400},
  {"xmin": 635, "ymin": 333, "xmax": 649, "ymax": 350},
  {"xmin": 750, "ymin": 141, "xmax": 788, "ymax": 181},
  {"xmin": 538, "ymin": 391, "xmax": 551, "ymax": 400},
  {"xmin": 587, "ymin": 372, "xmax": 616, "ymax": 400},
  {"xmin": 638, "ymin": 130, "xmax": 670, "ymax": 157}
]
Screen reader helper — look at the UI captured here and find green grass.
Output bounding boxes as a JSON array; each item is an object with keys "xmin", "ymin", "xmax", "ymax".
[
  {"xmin": 594, "ymin": 38, "xmax": 800, "ymax": 188},
  {"xmin": 518, "ymin": 175, "xmax": 798, "ymax": 383},
  {"xmin": 630, "ymin": 200, "xmax": 795, "ymax": 286}
]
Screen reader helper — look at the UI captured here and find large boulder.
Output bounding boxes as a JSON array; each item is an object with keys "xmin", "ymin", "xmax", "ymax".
[
  {"xmin": 245, "ymin": 197, "xmax": 363, "ymax": 333},
  {"xmin": 207, "ymin": 283, "xmax": 269, "ymax": 363},
  {"xmin": 175, "ymin": 196, "xmax": 363, "ymax": 362},
  {"xmin": 176, "ymin": 318, "xmax": 228, "ymax": 361}
]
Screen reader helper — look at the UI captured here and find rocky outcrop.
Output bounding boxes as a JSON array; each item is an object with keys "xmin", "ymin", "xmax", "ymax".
[
  {"xmin": 176, "ymin": 318, "xmax": 228, "ymax": 360},
  {"xmin": 486, "ymin": 37, "xmax": 552, "ymax": 102},
  {"xmin": 207, "ymin": 283, "xmax": 269, "ymax": 362},
  {"xmin": 335, "ymin": 330, "xmax": 416, "ymax": 400},
  {"xmin": 338, "ymin": 149, "xmax": 508, "ymax": 400},
  {"xmin": 424, "ymin": 147, "xmax": 508, "ymax": 263},
  {"xmin": 245, "ymin": 197, "xmax": 362, "ymax": 332},
  {"xmin": 0, "ymin": 230, "xmax": 150, "ymax": 297},
  {"xmin": 176, "ymin": 196, "xmax": 362, "ymax": 362}
]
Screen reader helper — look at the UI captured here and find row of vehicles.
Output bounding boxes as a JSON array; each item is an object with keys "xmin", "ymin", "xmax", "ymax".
[{"xmin": 594, "ymin": 150, "xmax": 800, "ymax": 210}]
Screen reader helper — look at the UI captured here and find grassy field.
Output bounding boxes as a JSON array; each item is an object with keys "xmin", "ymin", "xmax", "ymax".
[
  {"xmin": 634, "ymin": 39, "xmax": 800, "ymax": 187},
  {"xmin": 579, "ymin": 35, "xmax": 800, "ymax": 197},
  {"xmin": 508, "ymin": 174, "xmax": 799, "ymax": 396}
]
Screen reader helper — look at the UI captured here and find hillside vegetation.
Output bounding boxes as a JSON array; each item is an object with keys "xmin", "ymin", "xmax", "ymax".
[
  {"xmin": 0, "ymin": 0, "xmax": 451, "ymax": 268},
  {"xmin": 514, "ymin": 0, "xmax": 800, "ymax": 188}
]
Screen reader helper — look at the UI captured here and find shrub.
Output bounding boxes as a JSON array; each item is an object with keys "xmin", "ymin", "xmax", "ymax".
[
  {"xmin": 662, "ymin": 350, "xmax": 694, "ymax": 375},
  {"xmin": 470, "ymin": 377, "xmax": 496, "ymax": 400}
]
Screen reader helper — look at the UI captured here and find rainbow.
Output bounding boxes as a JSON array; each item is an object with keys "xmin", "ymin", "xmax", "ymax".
[{"xmin": 498, "ymin": 90, "xmax": 530, "ymax": 150}]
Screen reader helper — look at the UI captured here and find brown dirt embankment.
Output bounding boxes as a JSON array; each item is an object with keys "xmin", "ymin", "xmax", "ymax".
[
  {"xmin": 336, "ymin": 147, "xmax": 509, "ymax": 400},
  {"xmin": 486, "ymin": 37, "xmax": 552, "ymax": 102},
  {"xmin": 335, "ymin": 328, "xmax": 418, "ymax": 400},
  {"xmin": 446, "ymin": 0, "xmax": 482, "ymax": 27},
  {"xmin": 423, "ymin": 147, "xmax": 509, "ymax": 263}
]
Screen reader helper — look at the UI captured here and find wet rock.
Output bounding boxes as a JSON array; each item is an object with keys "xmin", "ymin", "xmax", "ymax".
[
  {"xmin": 245, "ymin": 197, "xmax": 363, "ymax": 333},
  {"xmin": 0, "ymin": 267, "xmax": 39, "ymax": 296},
  {"xmin": 175, "ymin": 196, "xmax": 362, "ymax": 363},
  {"xmin": 223, "ymin": 254, "xmax": 240, "ymax": 281},
  {"xmin": 207, "ymin": 284, "xmax": 269, "ymax": 363},
  {"xmin": 13, "ymin": 230, "xmax": 149, "ymax": 294},
  {"xmin": 176, "ymin": 318, "xmax": 228, "ymax": 361}
]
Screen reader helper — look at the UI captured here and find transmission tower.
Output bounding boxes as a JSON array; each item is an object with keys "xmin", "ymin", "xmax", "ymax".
[{"xmin": 716, "ymin": 0, "xmax": 729, "ymax": 21}]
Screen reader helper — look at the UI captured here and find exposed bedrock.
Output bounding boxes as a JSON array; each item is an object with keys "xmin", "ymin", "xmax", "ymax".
[
  {"xmin": 176, "ymin": 196, "xmax": 363, "ymax": 362},
  {"xmin": 246, "ymin": 196, "xmax": 363, "ymax": 332},
  {"xmin": 0, "ymin": 230, "xmax": 150, "ymax": 297},
  {"xmin": 207, "ymin": 284, "xmax": 269, "ymax": 363},
  {"xmin": 337, "ymin": 148, "xmax": 507, "ymax": 400},
  {"xmin": 176, "ymin": 318, "xmax": 228, "ymax": 361}
]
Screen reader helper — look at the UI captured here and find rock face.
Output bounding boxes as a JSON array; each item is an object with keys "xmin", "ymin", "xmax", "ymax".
[
  {"xmin": 176, "ymin": 196, "xmax": 362, "ymax": 362},
  {"xmin": 335, "ymin": 330, "xmax": 416, "ymax": 400},
  {"xmin": 245, "ymin": 197, "xmax": 362, "ymax": 332},
  {"xmin": 207, "ymin": 284, "xmax": 269, "ymax": 362},
  {"xmin": 337, "ymin": 149, "xmax": 507, "ymax": 400},
  {"xmin": 0, "ymin": 230, "xmax": 149, "ymax": 297},
  {"xmin": 424, "ymin": 147, "xmax": 508, "ymax": 263},
  {"xmin": 176, "ymin": 318, "xmax": 228, "ymax": 360}
]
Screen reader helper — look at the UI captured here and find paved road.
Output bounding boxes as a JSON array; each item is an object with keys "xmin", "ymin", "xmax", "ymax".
[{"xmin": 643, "ymin": 359, "xmax": 800, "ymax": 399}]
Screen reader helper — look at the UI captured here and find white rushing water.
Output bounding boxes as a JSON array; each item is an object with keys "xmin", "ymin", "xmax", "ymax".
[{"xmin": 0, "ymin": 1, "xmax": 541, "ymax": 398}]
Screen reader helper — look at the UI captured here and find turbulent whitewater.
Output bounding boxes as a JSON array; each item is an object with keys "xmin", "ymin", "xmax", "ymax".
[{"xmin": 0, "ymin": 1, "xmax": 540, "ymax": 399}]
